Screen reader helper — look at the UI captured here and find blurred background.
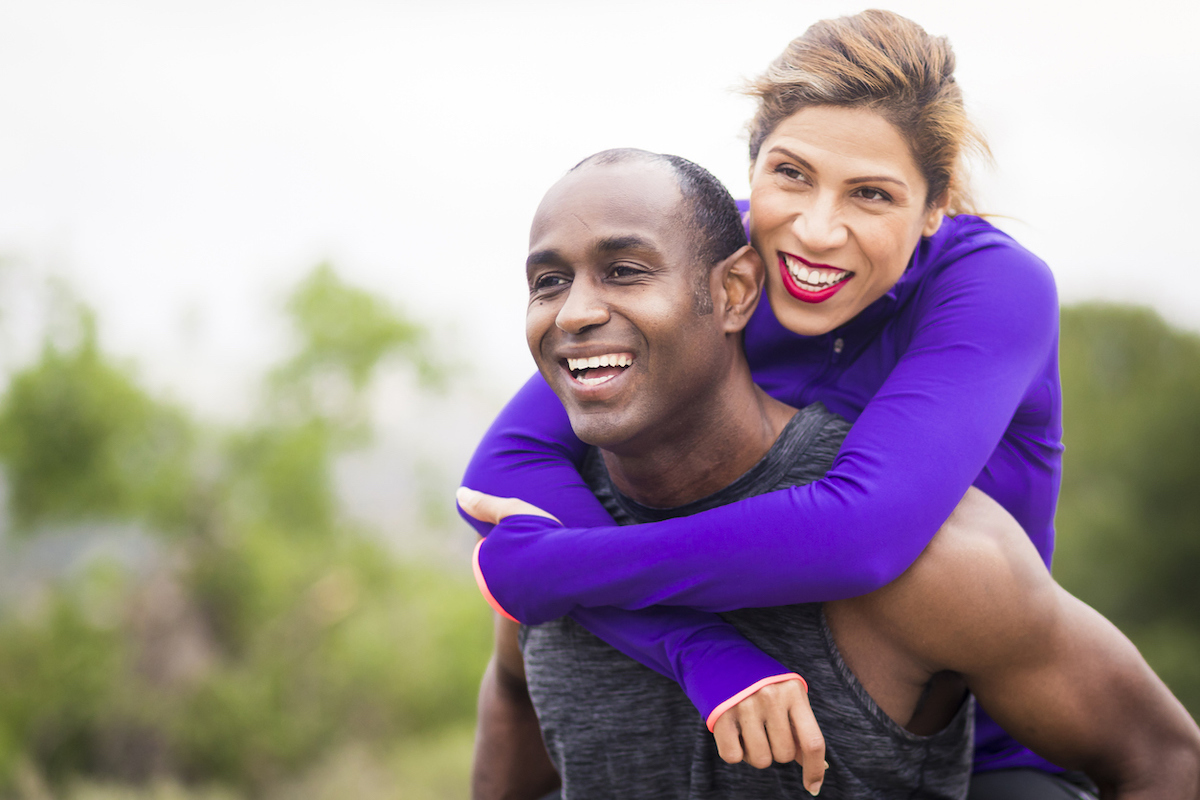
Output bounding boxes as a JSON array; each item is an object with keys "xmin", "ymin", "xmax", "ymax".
[{"xmin": 0, "ymin": 0, "xmax": 1196, "ymax": 797}]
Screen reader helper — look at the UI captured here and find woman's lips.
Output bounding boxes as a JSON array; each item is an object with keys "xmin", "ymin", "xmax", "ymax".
[{"xmin": 778, "ymin": 254, "xmax": 852, "ymax": 304}]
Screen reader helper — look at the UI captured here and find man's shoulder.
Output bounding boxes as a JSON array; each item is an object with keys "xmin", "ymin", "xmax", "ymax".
[
  {"xmin": 852, "ymin": 488, "xmax": 1056, "ymax": 672},
  {"xmin": 769, "ymin": 402, "xmax": 851, "ymax": 492}
]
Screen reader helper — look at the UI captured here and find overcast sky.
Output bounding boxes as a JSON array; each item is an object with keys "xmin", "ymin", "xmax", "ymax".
[{"xmin": 1, "ymin": 0, "xmax": 1197, "ymax": 421}]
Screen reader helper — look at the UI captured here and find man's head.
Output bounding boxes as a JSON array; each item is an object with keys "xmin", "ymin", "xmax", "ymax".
[
  {"xmin": 569, "ymin": 149, "xmax": 751, "ymax": 314},
  {"xmin": 525, "ymin": 149, "xmax": 764, "ymax": 454}
]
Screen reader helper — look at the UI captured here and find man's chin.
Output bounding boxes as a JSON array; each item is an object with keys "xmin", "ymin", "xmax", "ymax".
[{"xmin": 565, "ymin": 410, "xmax": 637, "ymax": 451}]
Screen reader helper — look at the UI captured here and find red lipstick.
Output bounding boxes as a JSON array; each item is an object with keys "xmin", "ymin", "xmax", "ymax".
[{"xmin": 777, "ymin": 254, "xmax": 852, "ymax": 304}]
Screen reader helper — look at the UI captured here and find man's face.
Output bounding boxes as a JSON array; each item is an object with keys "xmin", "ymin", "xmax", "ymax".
[{"xmin": 525, "ymin": 162, "xmax": 732, "ymax": 453}]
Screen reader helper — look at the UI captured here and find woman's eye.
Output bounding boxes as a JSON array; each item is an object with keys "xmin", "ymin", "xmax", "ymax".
[
  {"xmin": 775, "ymin": 164, "xmax": 805, "ymax": 181},
  {"xmin": 855, "ymin": 187, "xmax": 892, "ymax": 202}
]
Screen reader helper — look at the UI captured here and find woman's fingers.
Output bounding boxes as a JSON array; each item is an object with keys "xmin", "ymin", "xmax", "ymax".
[
  {"xmin": 712, "ymin": 703, "xmax": 772, "ymax": 768},
  {"xmin": 764, "ymin": 696, "xmax": 798, "ymax": 764},
  {"xmin": 738, "ymin": 715, "xmax": 774, "ymax": 770},
  {"xmin": 709, "ymin": 678, "xmax": 826, "ymax": 787},
  {"xmin": 456, "ymin": 487, "xmax": 560, "ymax": 525},
  {"xmin": 789, "ymin": 692, "xmax": 827, "ymax": 796},
  {"xmin": 712, "ymin": 713, "xmax": 745, "ymax": 764}
]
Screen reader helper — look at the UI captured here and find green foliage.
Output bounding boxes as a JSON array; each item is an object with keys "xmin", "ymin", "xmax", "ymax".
[
  {"xmin": 0, "ymin": 599, "xmax": 117, "ymax": 783},
  {"xmin": 0, "ymin": 314, "xmax": 193, "ymax": 533},
  {"xmin": 223, "ymin": 422, "xmax": 338, "ymax": 539},
  {"xmin": 280, "ymin": 264, "xmax": 428, "ymax": 391},
  {"xmin": 1054, "ymin": 303, "xmax": 1200, "ymax": 715},
  {"xmin": 176, "ymin": 530, "xmax": 488, "ymax": 789},
  {"xmin": 269, "ymin": 264, "xmax": 441, "ymax": 440},
  {"xmin": 0, "ymin": 265, "xmax": 488, "ymax": 797}
]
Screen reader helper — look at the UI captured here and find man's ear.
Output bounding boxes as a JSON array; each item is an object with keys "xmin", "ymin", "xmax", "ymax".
[{"xmin": 714, "ymin": 244, "xmax": 764, "ymax": 334}]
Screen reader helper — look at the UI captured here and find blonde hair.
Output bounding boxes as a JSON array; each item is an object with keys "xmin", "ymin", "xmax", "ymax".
[{"xmin": 746, "ymin": 9, "xmax": 989, "ymax": 215}]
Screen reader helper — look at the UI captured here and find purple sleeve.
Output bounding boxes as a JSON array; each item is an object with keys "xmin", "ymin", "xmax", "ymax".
[
  {"xmin": 461, "ymin": 375, "xmax": 801, "ymax": 724},
  {"xmin": 473, "ymin": 245, "xmax": 1060, "ymax": 622},
  {"xmin": 460, "ymin": 373, "xmax": 612, "ymax": 534}
]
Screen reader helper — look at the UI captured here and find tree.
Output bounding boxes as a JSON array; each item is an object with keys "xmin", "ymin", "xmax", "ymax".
[
  {"xmin": 1055, "ymin": 303, "xmax": 1200, "ymax": 716},
  {"xmin": 0, "ymin": 266, "xmax": 488, "ymax": 796}
]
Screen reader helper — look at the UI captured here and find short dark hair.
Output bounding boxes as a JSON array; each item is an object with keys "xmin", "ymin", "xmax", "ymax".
[{"xmin": 570, "ymin": 149, "xmax": 748, "ymax": 313}]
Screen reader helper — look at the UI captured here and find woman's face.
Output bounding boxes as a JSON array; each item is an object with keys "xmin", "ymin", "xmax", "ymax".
[{"xmin": 749, "ymin": 105, "xmax": 948, "ymax": 336}]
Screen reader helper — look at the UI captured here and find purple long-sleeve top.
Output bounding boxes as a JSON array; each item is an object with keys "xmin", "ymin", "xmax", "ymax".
[{"xmin": 462, "ymin": 212, "xmax": 1064, "ymax": 773}]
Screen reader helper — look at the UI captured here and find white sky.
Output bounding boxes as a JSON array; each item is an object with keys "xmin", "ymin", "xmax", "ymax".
[{"xmin": 1, "ymin": 0, "xmax": 1198, "ymax": 421}]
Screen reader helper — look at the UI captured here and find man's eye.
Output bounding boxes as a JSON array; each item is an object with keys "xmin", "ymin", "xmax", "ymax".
[
  {"xmin": 611, "ymin": 265, "xmax": 645, "ymax": 279},
  {"xmin": 532, "ymin": 274, "xmax": 568, "ymax": 291}
]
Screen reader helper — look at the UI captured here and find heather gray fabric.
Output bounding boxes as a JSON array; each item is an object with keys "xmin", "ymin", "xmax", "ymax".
[{"xmin": 520, "ymin": 402, "xmax": 975, "ymax": 799}]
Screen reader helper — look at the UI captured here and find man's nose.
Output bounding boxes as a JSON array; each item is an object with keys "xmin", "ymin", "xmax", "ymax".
[
  {"xmin": 555, "ymin": 279, "xmax": 609, "ymax": 334},
  {"xmin": 792, "ymin": 193, "xmax": 848, "ymax": 252}
]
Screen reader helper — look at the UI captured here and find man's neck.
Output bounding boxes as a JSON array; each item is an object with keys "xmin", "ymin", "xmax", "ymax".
[{"xmin": 601, "ymin": 364, "xmax": 797, "ymax": 509}]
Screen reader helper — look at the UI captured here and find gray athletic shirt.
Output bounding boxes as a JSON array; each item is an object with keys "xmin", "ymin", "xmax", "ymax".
[{"xmin": 520, "ymin": 402, "xmax": 974, "ymax": 799}]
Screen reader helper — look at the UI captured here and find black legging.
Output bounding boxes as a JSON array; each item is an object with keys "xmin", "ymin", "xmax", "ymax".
[
  {"xmin": 537, "ymin": 768, "xmax": 1100, "ymax": 799},
  {"xmin": 968, "ymin": 769, "xmax": 1099, "ymax": 800}
]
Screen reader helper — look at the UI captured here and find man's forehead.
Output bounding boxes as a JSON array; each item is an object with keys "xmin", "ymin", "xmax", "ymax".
[{"xmin": 529, "ymin": 161, "xmax": 686, "ymax": 250}]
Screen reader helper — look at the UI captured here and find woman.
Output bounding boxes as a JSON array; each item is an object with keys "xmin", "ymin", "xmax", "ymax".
[{"xmin": 462, "ymin": 10, "xmax": 1082, "ymax": 798}]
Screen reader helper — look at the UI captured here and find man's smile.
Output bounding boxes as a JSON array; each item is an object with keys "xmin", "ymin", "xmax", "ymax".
[{"xmin": 564, "ymin": 352, "xmax": 635, "ymax": 387}]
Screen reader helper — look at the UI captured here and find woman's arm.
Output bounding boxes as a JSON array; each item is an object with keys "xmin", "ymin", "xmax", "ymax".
[
  {"xmin": 460, "ymin": 375, "xmax": 813, "ymax": 733},
  {"xmin": 460, "ymin": 373, "xmax": 612, "ymax": 534},
  {"xmin": 473, "ymin": 242, "xmax": 1060, "ymax": 623}
]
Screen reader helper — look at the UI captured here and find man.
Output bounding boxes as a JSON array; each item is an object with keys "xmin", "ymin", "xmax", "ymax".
[{"xmin": 460, "ymin": 150, "xmax": 1200, "ymax": 799}]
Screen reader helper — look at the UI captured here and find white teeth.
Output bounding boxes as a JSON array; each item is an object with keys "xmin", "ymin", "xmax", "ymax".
[
  {"xmin": 577, "ymin": 374, "xmax": 615, "ymax": 386},
  {"xmin": 784, "ymin": 255, "xmax": 849, "ymax": 290},
  {"xmin": 567, "ymin": 354, "xmax": 635, "ymax": 373}
]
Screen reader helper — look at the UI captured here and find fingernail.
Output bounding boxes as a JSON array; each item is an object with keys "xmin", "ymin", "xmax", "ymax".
[
  {"xmin": 808, "ymin": 781, "xmax": 822, "ymax": 796},
  {"xmin": 823, "ymin": 760, "xmax": 829, "ymax": 769}
]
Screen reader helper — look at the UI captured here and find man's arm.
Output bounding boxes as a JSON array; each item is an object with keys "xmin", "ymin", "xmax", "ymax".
[
  {"xmin": 869, "ymin": 489, "xmax": 1200, "ymax": 798},
  {"xmin": 473, "ymin": 614, "xmax": 561, "ymax": 800}
]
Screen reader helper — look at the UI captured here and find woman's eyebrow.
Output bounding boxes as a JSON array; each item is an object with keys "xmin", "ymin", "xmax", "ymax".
[
  {"xmin": 847, "ymin": 175, "xmax": 908, "ymax": 188},
  {"xmin": 768, "ymin": 147, "xmax": 817, "ymax": 175},
  {"xmin": 770, "ymin": 146, "xmax": 908, "ymax": 189}
]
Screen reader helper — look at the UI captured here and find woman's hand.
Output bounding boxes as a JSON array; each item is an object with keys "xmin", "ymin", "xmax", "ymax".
[
  {"xmin": 461, "ymin": 487, "xmax": 827, "ymax": 793},
  {"xmin": 712, "ymin": 678, "xmax": 826, "ymax": 795},
  {"xmin": 457, "ymin": 486, "xmax": 561, "ymax": 527}
]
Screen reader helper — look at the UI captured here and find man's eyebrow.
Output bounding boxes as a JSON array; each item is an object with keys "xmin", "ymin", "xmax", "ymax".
[
  {"xmin": 595, "ymin": 235, "xmax": 657, "ymax": 255},
  {"xmin": 526, "ymin": 249, "xmax": 565, "ymax": 272},
  {"xmin": 526, "ymin": 235, "xmax": 660, "ymax": 274},
  {"xmin": 768, "ymin": 146, "xmax": 908, "ymax": 189}
]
